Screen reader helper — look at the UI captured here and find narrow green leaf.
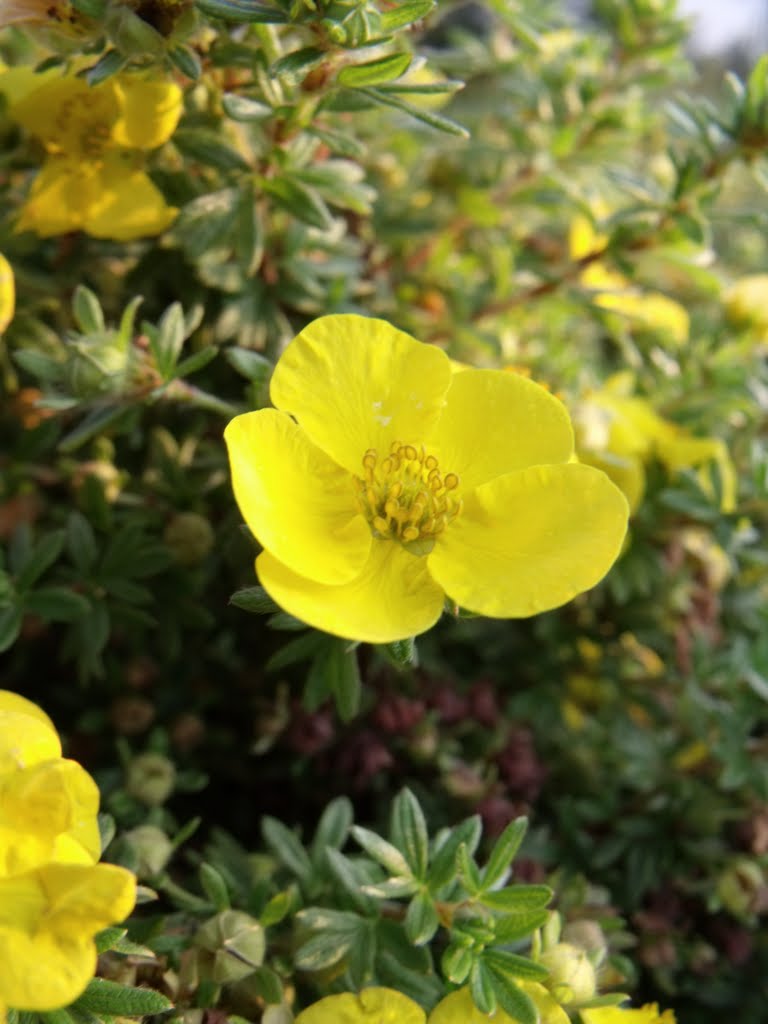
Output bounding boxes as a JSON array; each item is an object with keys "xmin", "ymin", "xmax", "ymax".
[
  {"xmin": 224, "ymin": 348, "xmax": 273, "ymax": 384},
  {"xmin": 72, "ymin": 286, "xmax": 105, "ymax": 335},
  {"xmin": 492, "ymin": 908, "xmax": 550, "ymax": 944},
  {"xmin": 337, "ymin": 53, "xmax": 412, "ymax": 88},
  {"xmin": 199, "ymin": 862, "xmax": 230, "ymax": 911},
  {"xmin": 480, "ymin": 817, "xmax": 527, "ymax": 890},
  {"xmin": 260, "ymin": 887, "xmax": 297, "ymax": 927},
  {"xmin": 270, "ymin": 46, "xmax": 326, "ymax": 81},
  {"xmin": 261, "ymin": 816, "xmax": 312, "ymax": 882},
  {"xmin": 222, "ymin": 93, "xmax": 273, "ymax": 121},
  {"xmin": 404, "ymin": 890, "xmax": 439, "ymax": 945},
  {"xmin": 251, "ymin": 964, "xmax": 284, "ymax": 1004},
  {"xmin": 382, "ymin": 636, "xmax": 418, "ymax": 669},
  {"xmin": 66, "ymin": 511, "xmax": 98, "ymax": 574},
  {"xmin": 95, "ymin": 927, "xmax": 127, "ymax": 954},
  {"xmin": 442, "ymin": 942, "xmax": 474, "ymax": 985},
  {"xmin": 457, "ymin": 842, "xmax": 483, "ymax": 895},
  {"xmin": 261, "ymin": 177, "xmax": 333, "ymax": 230},
  {"xmin": 487, "ymin": 971, "xmax": 537, "ymax": 1024},
  {"xmin": 24, "ymin": 586, "xmax": 90, "ymax": 622},
  {"xmin": 154, "ymin": 302, "xmax": 186, "ymax": 379},
  {"xmin": 15, "ymin": 530, "xmax": 65, "ymax": 591},
  {"xmin": 428, "ymin": 816, "xmax": 482, "ymax": 893},
  {"xmin": 351, "ymin": 825, "xmax": 411, "ymax": 877},
  {"xmin": 266, "ymin": 631, "xmax": 325, "ymax": 671},
  {"xmin": 310, "ymin": 796, "xmax": 353, "ymax": 863},
  {"xmin": 469, "ymin": 960, "xmax": 497, "ymax": 1015},
  {"xmin": 483, "ymin": 948, "xmax": 549, "ymax": 982},
  {"xmin": 328, "ymin": 641, "xmax": 361, "ymax": 722},
  {"xmin": 59, "ymin": 405, "xmax": 134, "ymax": 453},
  {"xmin": 391, "ymin": 788, "xmax": 429, "ymax": 879},
  {"xmin": 168, "ymin": 45, "xmax": 202, "ymax": 80},
  {"xmin": 72, "ymin": 979, "xmax": 172, "ymax": 1016},
  {"xmin": 174, "ymin": 129, "xmax": 251, "ymax": 171},
  {"xmin": 481, "ymin": 884, "xmax": 553, "ymax": 913},
  {"xmin": 174, "ymin": 346, "xmax": 218, "ymax": 378},
  {"xmin": 85, "ymin": 50, "xmax": 127, "ymax": 86},
  {"xmin": 379, "ymin": 0, "xmax": 434, "ymax": 31},
  {"xmin": 194, "ymin": 0, "xmax": 288, "ymax": 23},
  {"xmin": 360, "ymin": 86, "xmax": 469, "ymax": 137}
]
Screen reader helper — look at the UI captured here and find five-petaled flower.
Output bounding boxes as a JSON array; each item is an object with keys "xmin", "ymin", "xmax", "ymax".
[
  {"xmin": 0, "ymin": 690, "xmax": 136, "ymax": 1014},
  {"xmin": 225, "ymin": 314, "xmax": 629, "ymax": 643},
  {"xmin": 0, "ymin": 65, "xmax": 181, "ymax": 241}
]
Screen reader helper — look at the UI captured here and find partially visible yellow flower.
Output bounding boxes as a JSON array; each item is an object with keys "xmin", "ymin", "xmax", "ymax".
[
  {"xmin": 0, "ymin": 254, "xmax": 14, "ymax": 335},
  {"xmin": 1, "ymin": 67, "xmax": 182, "ymax": 241},
  {"xmin": 724, "ymin": 274, "xmax": 768, "ymax": 338},
  {"xmin": 0, "ymin": 861, "xmax": 136, "ymax": 1011},
  {"xmin": 295, "ymin": 987, "xmax": 426, "ymax": 1024},
  {"xmin": 580, "ymin": 1002, "xmax": 676, "ymax": 1024},
  {"xmin": 570, "ymin": 211, "xmax": 689, "ymax": 347},
  {"xmin": 225, "ymin": 314, "xmax": 629, "ymax": 643},
  {"xmin": 0, "ymin": 690, "xmax": 137, "ymax": 1013},
  {"xmin": 430, "ymin": 984, "xmax": 569, "ymax": 1024},
  {"xmin": 575, "ymin": 372, "xmax": 736, "ymax": 514}
]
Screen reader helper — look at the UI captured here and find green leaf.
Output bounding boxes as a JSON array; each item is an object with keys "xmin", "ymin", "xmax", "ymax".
[
  {"xmin": 174, "ymin": 346, "xmax": 219, "ymax": 378},
  {"xmin": 442, "ymin": 941, "xmax": 475, "ymax": 985},
  {"xmin": 72, "ymin": 979, "xmax": 172, "ymax": 1016},
  {"xmin": 222, "ymin": 93, "xmax": 273, "ymax": 121},
  {"xmin": 72, "ymin": 286, "xmax": 105, "ymax": 335},
  {"xmin": 391, "ymin": 788, "xmax": 429, "ymax": 879},
  {"xmin": 382, "ymin": 636, "xmax": 418, "ymax": 670},
  {"xmin": 428, "ymin": 816, "xmax": 482, "ymax": 894},
  {"xmin": 199, "ymin": 862, "xmax": 231, "ymax": 911},
  {"xmin": 95, "ymin": 927, "xmax": 127, "ymax": 954},
  {"xmin": 250, "ymin": 964, "xmax": 284, "ymax": 1004},
  {"xmin": 404, "ymin": 890, "xmax": 439, "ymax": 945},
  {"xmin": 225, "ymin": 348, "xmax": 273, "ymax": 384},
  {"xmin": 261, "ymin": 816, "xmax": 312, "ymax": 882},
  {"xmin": 15, "ymin": 530, "xmax": 65, "ymax": 591},
  {"xmin": 271, "ymin": 46, "xmax": 326, "ymax": 82},
  {"xmin": 480, "ymin": 817, "xmax": 527, "ymax": 890},
  {"xmin": 85, "ymin": 49, "xmax": 127, "ymax": 86},
  {"xmin": 359, "ymin": 87, "xmax": 469, "ymax": 137},
  {"xmin": 379, "ymin": 0, "xmax": 434, "ymax": 31},
  {"xmin": 327, "ymin": 640, "xmax": 361, "ymax": 722},
  {"xmin": 487, "ymin": 971, "xmax": 537, "ymax": 1024},
  {"xmin": 260, "ymin": 176, "xmax": 333, "ymax": 230},
  {"xmin": 266, "ymin": 631, "xmax": 325, "ymax": 671},
  {"xmin": 483, "ymin": 948, "xmax": 549, "ymax": 982},
  {"xmin": 337, "ymin": 53, "xmax": 412, "ymax": 88},
  {"xmin": 469, "ymin": 960, "xmax": 497, "ymax": 1015},
  {"xmin": 12, "ymin": 349, "xmax": 62, "ymax": 383},
  {"xmin": 325, "ymin": 849, "xmax": 377, "ymax": 913},
  {"xmin": 229, "ymin": 585, "xmax": 279, "ymax": 614},
  {"xmin": 152, "ymin": 303, "xmax": 186, "ymax": 379},
  {"xmin": 194, "ymin": 0, "xmax": 288, "ymax": 23},
  {"xmin": 294, "ymin": 909, "xmax": 364, "ymax": 970},
  {"xmin": 310, "ymin": 796, "xmax": 353, "ymax": 863},
  {"xmin": 174, "ymin": 129, "xmax": 251, "ymax": 172},
  {"xmin": 260, "ymin": 887, "xmax": 297, "ymax": 927},
  {"xmin": 481, "ymin": 884, "xmax": 553, "ymax": 913},
  {"xmin": 66, "ymin": 512, "xmax": 98, "ymax": 574},
  {"xmin": 351, "ymin": 825, "xmax": 411, "ymax": 877},
  {"xmin": 24, "ymin": 586, "xmax": 90, "ymax": 622},
  {"xmin": 168, "ymin": 45, "xmax": 202, "ymax": 80},
  {"xmin": 492, "ymin": 908, "xmax": 550, "ymax": 944},
  {"xmin": 0, "ymin": 606, "xmax": 22, "ymax": 654},
  {"xmin": 457, "ymin": 842, "xmax": 483, "ymax": 895},
  {"xmin": 59, "ymin": 405, "xmax": 135, "ymax": 453}
]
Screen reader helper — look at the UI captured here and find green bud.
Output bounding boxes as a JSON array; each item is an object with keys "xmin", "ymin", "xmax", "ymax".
[
  {"xmin": 125, "ymin": 752, "xmax": 176, "ymax": 806},
  {"xmin": 164, "ymin": 512, "xmax": 215, "ymax": 566},
  {"xmin": 195, "ymin": 910, "xmax": 266, "ymax": 983},
  {"xmin": 540, "ymin": 941, "xmax": 597, "ymax": 1005},
  {"xmin": 124, "ymin": 824, "xmax": 174, "ymax": 878},
  {"xmin": 716, "ymin": 858, "xmax": 765, "ymax": 919},
  {"xmin": 561, "ymin": 920, "xmax": 608, "ymax": 962}
]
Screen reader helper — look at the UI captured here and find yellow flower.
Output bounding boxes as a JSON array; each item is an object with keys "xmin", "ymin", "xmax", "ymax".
[
  {"xmin": 225, "ymin": 315, "xmax": 629, "ymax": 643},
  {"xmin": 570, "ymin": 211, "xmax": 689, "ymax": 347},
  {"xmin": 430, "ymin": 984, "xmax": 569, "ymax": 1024},
  {"xmin": 0, "ymin": 861, "xmax": 136, "ymax": 1011},
  {"xmin": 295, "ymin": 987, "xmax": 426, "ymax": 1024},
  {"xmin": 2, "ymin": 67, "xmax": 182, "ymax": 241},
  {"xmin": 576, "ymin": 372, "xmax": 736, "ymax": 514},
  {"xmin": 724, "ymin": 274, "xmax": 768, "ymax": 337},
  {"xmin": 0, "ymin": 254, "xmax": 14, "ymax": 335},
  {"xmin": 580, "ymin": 1003, "xmax": 676, "ymax": 1024}
]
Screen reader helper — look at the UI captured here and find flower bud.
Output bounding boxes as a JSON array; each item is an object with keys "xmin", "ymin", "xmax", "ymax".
[
  {"xmin": 125, "ymin": 752, "xmax": 176, "ymax": 806},
  {"xmin": 540, "ymin": 941, "xmax": 597, "ymax": 1005},
  {"xmin": 164, "ymin": 512, "xmax": 215, "ymax": 566},
  {"xmin": 195, "ymin": 910, "xmax": 265, "ymax": 983},
  {"xmin": 124, "ymin": 824, "xmax": 173, "ymax": 878},
  {"xmin": 716, "ymin": 858, "xmax": 766, "ymax": 919}
]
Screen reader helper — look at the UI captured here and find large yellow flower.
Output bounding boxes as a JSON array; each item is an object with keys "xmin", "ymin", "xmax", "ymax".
[
  {"xmin": 1, "ymin": 67, "xmax": 182, "ymax": 240},
  {"xmin": 0, "ymin": 861, "xmax": 136, "ymax": 1011},
  {"xmin": 225, "ymin": 315, "xmax": 629, "ymax": 643},
  {"xmin": 580, "ymin": 1003, "xmax": 676, "ymax": 1024},
  {"xmin": 0, "ymin": 254, "xmax": 14, "ymax": 335}
]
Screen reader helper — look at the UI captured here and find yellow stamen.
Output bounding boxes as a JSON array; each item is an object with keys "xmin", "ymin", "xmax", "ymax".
[{"xmin": 356, "ymin": 444, "xmax": 462, "ymax": 548}]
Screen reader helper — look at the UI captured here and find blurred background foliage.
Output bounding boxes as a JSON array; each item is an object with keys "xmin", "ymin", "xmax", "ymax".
[{"xmin": 1, "ymin": 0, "xmax": 768, "ymax": 1021}]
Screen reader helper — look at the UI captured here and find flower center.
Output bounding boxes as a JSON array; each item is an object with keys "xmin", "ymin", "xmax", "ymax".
[{"xmin": 356, "ymin": 442, "xmax": 462, "ymax": 552}]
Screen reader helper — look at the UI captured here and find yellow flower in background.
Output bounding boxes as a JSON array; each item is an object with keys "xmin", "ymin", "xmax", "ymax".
[
  {"xmin": 430, "ymin": 984, "xmax": 569, "ymax": 1024},
  {"xmin": 724, "ymin": 274, "xmax": 768, "ymax": 339},
  {"xmin": 575, "ymin": 372, "xmax": 736, "ymax": 514},
  {"xmin": 0, "ymin": 254, "xmax": 14, "ymax": 335},
  {"xmin": 0, "ymin": 690, "xmax": 137, "ymax": 1012},
  {"xmin": 570, "ymin": 211, "xmax": 689, "ymax": 347},
  {"xmin": 295, "ymin": 987, "xmax": 426, "ymax": 1023},
  {"xmin": 580, "ymin": 1003, "xmax": 676, "ymax": 1024},
  {"xmin": 1, "ymin": 67, "xmax": 182, "ymax": 241},
  {"xmin": 225, "ymin": 315, "xmax": 629, "ymax": 643},
  {"xmin": 0, "ymin": 861, "xmax": 136, "ymax": 1011}
]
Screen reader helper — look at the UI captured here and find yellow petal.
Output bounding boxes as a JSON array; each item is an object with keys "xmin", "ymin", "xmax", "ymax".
[
  {"xmin": 0, "ymin": 690, "xmax": 57, "ymax": 736},
  {"xmin": 224, "ymin": 409, "xmax": 371, "ymax": 585},
  {"xmin": 296, "ymin": 988, "xmax": 426, "ymax": 1024},
  {"xmin": 594, "ymin": 289, "xmax": 689, "ymax": 345},
  {"xmin": 10, "ymin": 76, "xmax": 120, "ymax": 155},
  {"xmin": 0, "ymin": 862, "xmax": 135, "ymax": 1010},
  {"xmin": 270, "ymin": 315, "xmax": 452, "ymax": 476},
  {"xmin": 655, "ymin": 430, "xmax": 736, "ymax": 513},
  {"xmin": 257, "ymin": 541, "xmax": 445, "ymax": 643},
  {"xmin": 0, "ymin": 712, "xmax": 61, "ymax": 775},
  {"xmin": 111, "ymin": 75, "xmax": 183, "ymax": 149},
  {"xmin": 15, "ymin": 159, "xmax": 102, "ymax": 238},
  {"xmin": 433, "ymin": 369, "xmax": 574, "ymax": 490},
  {"xmin": 428, "ymin": 983, "xmax": 569, "ymax": 1024},
  {"xmin": 0, "ymin": 254, "xmax": 14, "ymax": 334},
  {"xmin": 580, "ymin": 1004, "xmax": 676, "ymax": 1024},
  {"xmin": 579, "ymin": 450, "xmax": 645, "ymax": 514},
  {"xmin": 82, "ymin": 156, "xmax": 177, "ymax": 241},
  {"xmin": 428, "ymin": 463, "xmax": 628, "ymax": 617}
]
